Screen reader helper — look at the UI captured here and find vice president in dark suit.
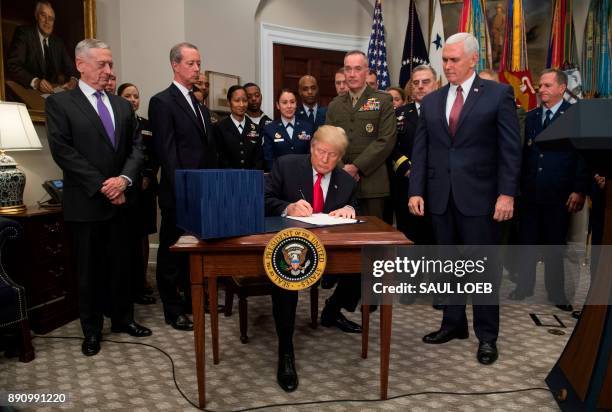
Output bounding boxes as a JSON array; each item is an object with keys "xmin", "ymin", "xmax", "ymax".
[
  {"xmin": 149, "ymin": 42, "xmax": 218, "ymax": 332},
  {"xmin": 408, "ymin": 33, "xmax": 521, "ymax": 365},
  {"xmin": 46, "ymin": 39, "xmax": 151, "ymax": 357},
  {"xmin": 7, "ymin": 1, "xmax": 78, "ymax": 94},
  {"xmin": 265, "ymin": 125, "xmax": 362, "ymax": 392}
]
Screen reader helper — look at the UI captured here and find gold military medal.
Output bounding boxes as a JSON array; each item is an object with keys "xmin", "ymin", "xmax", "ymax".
[{"xmin": 365, "ymin": 123, "xmax": 374, "ymax": 133}]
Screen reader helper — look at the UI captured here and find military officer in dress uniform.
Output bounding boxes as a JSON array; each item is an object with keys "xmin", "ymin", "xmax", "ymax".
[
  {"xmin": 214, "ymin": 85, "xmax": 263, "ymax": 170},
  {"xmin": 389, "ymin": 65, "xmax": 437, "ymax": 244},
  {"xmin": 244, "ymin": 82, "xmax": 273, "ymax": 131},
  {"xmin": 263, "ymin": 88, "xmax": 314, "ymax": 171},
  {"xmin": 511, "ymin": 69, "xmax": 590, "ymax": 311},
  {"xmin": 325, "ymin": 50, "xmax": 396, "ymax": 219},
  {"xmin": 296, "ymin": 75, "xmax": 327, "ymax": 131}
]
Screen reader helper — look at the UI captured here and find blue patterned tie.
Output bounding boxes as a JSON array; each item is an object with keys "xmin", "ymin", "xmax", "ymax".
[{"xmin": 94, "ymin": 91, "xmax": 115, "ymax": 147}]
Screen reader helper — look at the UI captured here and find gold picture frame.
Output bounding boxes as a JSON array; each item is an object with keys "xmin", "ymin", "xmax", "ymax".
[
  {"xmin": 206, "ymin": 70, "xmax": 240, "ymax": 113},
  {"xmin": 0, "ymin": 0, "xmax": 96, "ymax": 123}
]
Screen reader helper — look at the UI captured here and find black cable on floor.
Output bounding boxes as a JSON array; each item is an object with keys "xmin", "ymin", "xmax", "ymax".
[{"xmin": 32, "ymin": 335, "xmax": 554, "ymax": 412}]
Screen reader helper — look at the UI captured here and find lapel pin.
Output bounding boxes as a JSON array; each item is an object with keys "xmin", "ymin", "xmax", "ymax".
[
  {"xmin": 334, "ymin": 185, "xmax": 338, "ymax": 189},
  {"xmin": 474, "ymin": 88, "xmax": 479, "ymax": 93}
]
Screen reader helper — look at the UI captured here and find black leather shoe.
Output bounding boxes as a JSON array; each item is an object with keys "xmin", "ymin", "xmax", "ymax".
[
  {"xmin": 111, "ymin": 321, "xmax": 152, "ymax": 337},
  {"xmin": 508, "ymin": 289, "xmax": 532, "ymax": 301},
  {"xmin": 165, "ymin": 314, "xmax": 193, "ymax": 331},
  {"xmin": 556, "ymin": 304, "xmax": 574, "ymax": 312},
  {"xmin": 277, "ymin": 353, "xmax": 298, "ymax": 392},
  {"xmin": 134, "ymin": 294, "xmax": 156, "ymax": 305},
  {"xmin": 477, "ymin": 341, "xmax": 498, "ymax": 365},
  {"xmin": 422, "ymin": 328, "xmax": 469, "ymax": 344},
  {"xmin": 321, "ymin": 312, "xmax": 362, "ymax": 333},
  {"xmin": 81, "ymin": 335, "xmax": 101, "ymax": 356}
]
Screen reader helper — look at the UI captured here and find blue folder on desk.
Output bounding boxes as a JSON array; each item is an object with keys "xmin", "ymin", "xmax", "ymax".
[{"xmin": 175, "ymin": 169, "xmax": 264, "ymax": 239}]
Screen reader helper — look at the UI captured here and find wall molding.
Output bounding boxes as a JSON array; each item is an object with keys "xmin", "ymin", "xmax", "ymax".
[{"xmin": 259, "ymin": 23, "xmax": 368, "ymax": 116}]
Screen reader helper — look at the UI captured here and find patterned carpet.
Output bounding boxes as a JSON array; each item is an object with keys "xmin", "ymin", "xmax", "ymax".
[{"xmin": 2, "ymin": 273, "xmax": 576, "ymax": 412}]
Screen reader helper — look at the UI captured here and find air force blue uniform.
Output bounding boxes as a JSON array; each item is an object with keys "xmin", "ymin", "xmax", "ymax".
[{"xmin": 263, "ymin": 118, "xmax": 314, "ymax": 170}]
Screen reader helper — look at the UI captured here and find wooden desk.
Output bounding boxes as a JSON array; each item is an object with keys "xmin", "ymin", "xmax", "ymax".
[{"xmin": 171, "ymin": 216, "xmax": 411, "ymax": 407}]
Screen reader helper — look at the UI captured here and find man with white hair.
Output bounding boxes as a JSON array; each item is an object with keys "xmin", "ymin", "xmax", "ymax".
[
  {"xmin": 47, "ymin": 39, "xmax": 151, "ymax": 357},
  {"xmin": 408, "ymin": 33, "xmax": 521, "ymax": 365}
]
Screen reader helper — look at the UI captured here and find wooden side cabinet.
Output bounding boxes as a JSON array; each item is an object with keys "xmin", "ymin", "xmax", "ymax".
[{"xmin": 4, "ymin": 206, "xmax": 77, "ymax": 334}]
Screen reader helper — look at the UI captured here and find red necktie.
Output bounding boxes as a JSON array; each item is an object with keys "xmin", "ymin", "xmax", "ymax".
[
  {"xmin": 448, "ymin": 85, "xmax": 463, "ymax": 137},
  {"xmin": 312, "ymin": 173, "xmax": 324, "ymax": 213}
]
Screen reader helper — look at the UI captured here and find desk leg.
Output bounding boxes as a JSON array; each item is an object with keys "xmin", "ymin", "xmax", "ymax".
[
  {"xmin": 190, "ymin": 255, "xmax": 206, "ymax": 407},
  {"xmin": 362, "ymin": 304, "xmax": 370, "ymax": 359},
  {"xmin": 380, "ymin": 304, "xmax": 392, "ymax": 400},
  {"xmin": 208, "ymin": 274, "xmax": 220, "ymax": 364}
]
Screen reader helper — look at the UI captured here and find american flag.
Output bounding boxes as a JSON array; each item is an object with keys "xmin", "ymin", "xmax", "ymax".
[{"xmin": 367, "ymin": 0, "xmax": 390, "ymax": 89}]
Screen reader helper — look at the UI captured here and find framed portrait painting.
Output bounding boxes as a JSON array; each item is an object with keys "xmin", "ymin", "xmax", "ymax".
[
  {"xmin": 0, "ymin": 0, "xmax": 96, "ymax": 122},
  {"xmin": 206, "ymin": 70, "xmax": 240, "ymax": 113},
  {"xmin": 440, "ymin": 0, "xmax": 552, "ymax": 75}
]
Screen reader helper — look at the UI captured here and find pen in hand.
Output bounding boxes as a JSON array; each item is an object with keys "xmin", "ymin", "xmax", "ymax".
[{"xmin": 299, "ymin": 189, "xmax": 306, "ymax": 200}]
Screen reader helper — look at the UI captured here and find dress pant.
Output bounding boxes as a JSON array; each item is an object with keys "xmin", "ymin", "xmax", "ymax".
[
  {"xmin": 272, "ymin": 275, "xmax": 360, "ymax": 353},
  {"xmin": 392, "ymin": 174, "xmax": 434, "ymax": 244},
  {"xmin": 517, "ymin": 202, "xmax": 570, "ymax": 304},
  {"xmin": 70, "ymin": 210, "xmax": 133, "ymax": 337},
  {"xmin": 430, "ymin": 196, "xmax": 501, "ymax": 343},
  {"xmin": 156, "ymin": 208, "xmax": 190, "ymax": 319}
]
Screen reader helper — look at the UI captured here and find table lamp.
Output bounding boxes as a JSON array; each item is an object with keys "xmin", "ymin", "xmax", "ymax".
[{"xmin": 0, "ymin": 101, "xmax": 43, "ymax": 214}]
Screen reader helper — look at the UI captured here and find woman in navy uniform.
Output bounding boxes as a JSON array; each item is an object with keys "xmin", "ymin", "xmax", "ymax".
[
  {"xmin": 263, "ymin": 89, "xmax": 314, "ymax": 171},
  {"xmin": 214, "ymin": 85, "xmax": 263, "ymax": 170},
  {"xmin": 118, "ymin": 82, "xmax": 158, "ymax": 305}
]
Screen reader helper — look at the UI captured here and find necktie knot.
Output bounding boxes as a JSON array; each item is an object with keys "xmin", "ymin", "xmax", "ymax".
[
  {"xmin": 238, "ymin": 124, "xmax": 243, "ymax": 130},
  {"xmin": 546, "ymin": 109, "xmax": 552, "ymax": 118},
  {"xmin": 286, "ymin": 123, "xmax": 293, "ymax": 129},
  {"xmin": 456, "ymin": 85, "xmax": 463, "ymax": 94},
  {"xmin": 94, "ymin": 91, "xmax": 103, "ymax": 99}
]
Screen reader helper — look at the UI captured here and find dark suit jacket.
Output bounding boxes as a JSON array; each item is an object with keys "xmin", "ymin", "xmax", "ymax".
[
  {"xmin": 7, "ymin": 26, "xmax": 78, "ymax": 88},
  {"xmin": 408, "ymin": 75, "xmax": 521, "ymax": 216},
  {"xmin": 520, "ymin": 100, "xmax": 590, "ymax": 204},
  {"xmin": 390, "ymin": 103, "xmax": 419, "ymax": 177},
  {"xmin": 296, "ymin": 105, "xmax": 327, "ymax": 130},
  {"xmin": 46, "ymin": 87, "xmax": 144, "ymax": 222},
  {"xmin": 265, "ymin": 154, "xmax": 357, "ymax": 216},
  {"xmin": 263, "ymin": 119, "xmax": 314, "ymax": 170},
  {"xmin": 149, "ymin": 83, "xmax": 218, "ymax": 210},
  {"xmin": 213, "ymin": 115, "xmax": 263, "ymax": 170}
]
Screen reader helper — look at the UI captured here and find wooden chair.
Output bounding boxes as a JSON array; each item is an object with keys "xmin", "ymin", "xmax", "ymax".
[{"xmin": 224, "ymin": 276, "xmax": 319, "ymax": 343}]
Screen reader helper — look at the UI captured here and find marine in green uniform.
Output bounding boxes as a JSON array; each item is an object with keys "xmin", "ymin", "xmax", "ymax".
[{"xmin": 325, "ymin": 50, "xmax": 397, "ymax": 218}]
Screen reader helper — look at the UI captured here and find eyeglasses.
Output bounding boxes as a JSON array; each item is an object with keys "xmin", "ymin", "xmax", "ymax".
[{"xmin": 411, "ymin": 79, "xmax": 432, "ymax": 86}]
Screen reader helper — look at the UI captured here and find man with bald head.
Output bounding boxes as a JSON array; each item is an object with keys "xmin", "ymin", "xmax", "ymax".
[
  {"xmin": 296, "ymin": 75, "xmax": 327, "ymax": 130},
  {"xmin": 408, "ymin": 33, "xmax": 521, "ymax": 365}
]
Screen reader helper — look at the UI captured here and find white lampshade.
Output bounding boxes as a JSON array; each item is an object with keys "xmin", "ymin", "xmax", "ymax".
[{"xmin": 0, "ymin": 101, "xmax": 42, "ymax": 151}]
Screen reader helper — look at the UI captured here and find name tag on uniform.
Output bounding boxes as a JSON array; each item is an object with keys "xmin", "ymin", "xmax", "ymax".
[{"xmin": 141, "ymin": 130, "xmax": 153, "ymax": 136}]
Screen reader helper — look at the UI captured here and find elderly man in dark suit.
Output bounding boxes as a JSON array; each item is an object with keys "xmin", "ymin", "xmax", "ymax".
[
  {"xmin": 46, "ymin": 38, "xmax": 151, "ymax": 357},
  {"xmin": 149, "ymin": 42, "xmax": 218, "ymax": 332},
  {"xmin": 408, "ymin": 32, "xmax": 521, "ymax": 365},
  {"xmin": 7, "ymin": 1, "xmax": 78, "ymax": 93},
  {"xmin": 511, "ymin": 69, "xmax": 590, "ymax": 311},
  {"xmin": 265, "ymin": 125, "xmax": 361, "ymax": 392}
]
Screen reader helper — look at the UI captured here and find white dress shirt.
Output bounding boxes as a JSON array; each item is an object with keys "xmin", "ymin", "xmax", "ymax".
[
  {"xmin": 542, "ymin": 99, "xmax": 564, "ymax": 125},
  {"xmin": 445, "ymin": 71, "xmax": 476, "ymax": 124},
  {"xmin": 79, "ymin": 80, "xmax": 115, "ymax": 128},
  {"xmin": 281, "ymin": 116, "xmax": 295, "ymax": 139},
  {"xmin": 230, "ymin": 114, "xmax": 246, "ymax": 133}
]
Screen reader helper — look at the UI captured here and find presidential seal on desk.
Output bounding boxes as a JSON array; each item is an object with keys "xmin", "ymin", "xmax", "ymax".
[{"xmin": 263, "ymin": 228, "xmax": 326, "ymax": 291}]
